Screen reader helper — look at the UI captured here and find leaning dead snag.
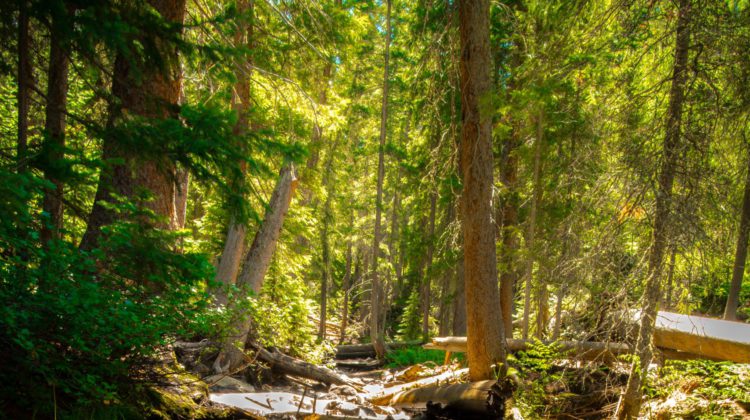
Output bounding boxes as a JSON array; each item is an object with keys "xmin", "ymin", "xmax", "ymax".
[{"xmin": 213, "ymin": 165, "xmax": 298, "ymax": 374}]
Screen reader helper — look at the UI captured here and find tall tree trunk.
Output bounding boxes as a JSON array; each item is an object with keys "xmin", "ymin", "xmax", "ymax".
[
  {"xmin": 214, "ymin": 0, "xmax": 253, "ymax": 305},
  {"xmin": 340, "ymin": 234, "xmax": 354, "ymax": 343},
  {"xmin": 458, "ymin": 0, "xmax": 507, "ymax": 381},
  {"xmin": 17, "ymin": 0, "xmax": 31, "ymax": 174},
  {"xmin": 522, "ymin": 109, "xmax": 544, "ymax": 339},
  {"xmin": 319, "ymin": 136, "xmax": 340, "ymax": 340},
  {"xmin": 370, "ymin": 0, "xmax": 391, "ymax": 360},
  {"xmin": 80, "ymin": 0, "xmax": 186, "ymax": 250},
  {"xmin": 724, "ymin": 142, "xmax": 750, "ymax": 320},
  {"xmin": 499, "ymin": 119, "xmax": 521, "ymax": 336},
  {"xmin": 421, "ymin": 192, "xmax": 437, "ymax": 341},
  {"xmin": 41, "ymin": 4, "xmax": 74, "ymax": 243},
  {"xmin": 213, "ymin": 165, "xmax": 298, "ymax": 373},
  {"xmin": 619, "ymin": 0, "xmax": 691, "ymax": 417}
]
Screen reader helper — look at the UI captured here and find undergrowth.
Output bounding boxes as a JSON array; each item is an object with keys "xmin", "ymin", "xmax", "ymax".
[{"xmin": 385, "ymin": 346, "xmax": 465, "ymax": 368}]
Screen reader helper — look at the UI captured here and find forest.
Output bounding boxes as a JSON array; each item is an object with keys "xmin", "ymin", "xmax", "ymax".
[{"xmin": 0, "ymin": 0, "xmax": 749, "ymax": 418}]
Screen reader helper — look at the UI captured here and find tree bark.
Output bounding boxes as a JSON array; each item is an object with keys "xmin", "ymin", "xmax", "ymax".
[
  {"xmin": 522, "ymin": 109, "xmax": 544, "ymax": 339},
  {"xmin": 724, "ymin": 143, "xmax": 750, "ymax": 320},
  {"xmin": 619, "ymin": 0, "xmax": 691, "ymax": 417},
  {"xmin": 370, "ymin": 0, "xmax": 391, "ymax": 360},
  {"xmin": 213, "ymin": 165, "xmax": 298, "ymax": 373},
  {"xmin": 41, "ymin": 4, "xmax": 75, "ymax": 243},
  {"xmin": 214, "ymin": 0, "xmax": 253, "ymax": 305},
  {"xmin": 458, "ymin": 0, "xmax": 507, "ymax": 381},
  {"xmin": 80, "ymin": 0, "xmax": 186, "ymax": 249}
]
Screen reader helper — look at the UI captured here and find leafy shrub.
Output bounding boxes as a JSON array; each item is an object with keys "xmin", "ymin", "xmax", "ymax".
[{"xmin": 0, "ymin": 170, "xmax": 218, "ymax": 415}]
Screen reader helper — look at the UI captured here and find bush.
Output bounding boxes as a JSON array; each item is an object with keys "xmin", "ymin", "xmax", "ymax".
[{"xmin": 0, "ymin": 170, "xmax": 218, "ymax": 415}]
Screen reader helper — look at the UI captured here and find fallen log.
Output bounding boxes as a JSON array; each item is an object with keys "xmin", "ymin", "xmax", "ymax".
[
  {"xmin": 376, "ymin": 380, "xmax": 494, "ymax": 412},
  {"xmin": 368, "ymin": 368, "xmax": 469, "ymax": 405},
  {"xmin": 252, "ymin": 345, "xmax": 358, "ymax": 389},
  {"xmin": 336, "ymin": 341, "xmax": 422, "ymax": 359},
  {"xmin": 424, "ymin": 337, "xmax": 630, "ymax": 363},
  {"xmin": 637, "ymin": 310, "xmax": 750, "ymax": 363}
]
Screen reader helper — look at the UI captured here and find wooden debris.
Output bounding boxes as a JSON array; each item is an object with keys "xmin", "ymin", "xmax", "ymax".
[
  {"xmin": 424, "ymin": 337, "xmax": 630, "ymax": 363},
  {"xmin": 368, "ymin": 368, "xmax": 468, "ymax": 405},
  {"xmin": 251, "ymin": 345, "xmax": 358, "ymax": 389},
  {"xmin": 648, "ymin": 311, "xmax": 750, "ymax": 363},
  {"xmin": 377, "ymin": 380, "xmax": 495, "ymax": 412},
  {"xmin": 335, "ymin": 341, "xmax": 422, "ymax": 359}
]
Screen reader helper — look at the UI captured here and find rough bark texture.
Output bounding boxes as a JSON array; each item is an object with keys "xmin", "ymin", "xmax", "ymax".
[
  {"xmin": 213, "ymin": 165, "xmax": 297, "ymax": 373},
  {"xmin": 724, "ymin": 144, "xmax": 750, "ymax": 320},
  {"xmin": 619, "ymin": 0, "xmax": 691, "ymax": 417},
  {"xmin": 522, "ymin": 110, "xmax": 544, "ymax": 340},
  {"xmin": 81, "ymin": 0, "xmax": 186, "ymax": 249},
  {"xmin": 458, "ymin": 0, "xmax": 507, "ymax": 381},
  {"xmin": 41, "ymin": 5, "xmax": 74, "ymax": 243},
  {"xmin": 214, "ymin": 0, "xmax": 253, "ymax": 305},
  {"xmin": 370, "ymin": 0, "xmax": 391, "ymax": 360}
]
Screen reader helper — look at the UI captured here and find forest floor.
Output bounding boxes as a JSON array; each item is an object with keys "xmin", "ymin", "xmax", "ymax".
[{"xmin": 197, "ymin": 348, "xmax": 750, "ymax": 419}]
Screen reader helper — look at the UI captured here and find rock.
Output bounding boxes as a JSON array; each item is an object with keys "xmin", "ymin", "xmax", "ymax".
[{"xmin": 205, "ymin": 375, "xmax": 256, "ymax": 393}]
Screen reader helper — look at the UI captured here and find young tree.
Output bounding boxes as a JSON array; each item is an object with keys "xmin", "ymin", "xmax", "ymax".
[
  {"xmin": 370, "ymin": 0, "xmax": 391, "ymax": 360},
  {"xmin": 724, "ymin": 141, "xmax": 750, "ymax": 320}
]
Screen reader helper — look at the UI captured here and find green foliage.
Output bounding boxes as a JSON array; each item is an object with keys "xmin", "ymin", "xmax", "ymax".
[
  {"xmin": 395, "ymin": 287, "xmax": 422, "ymax": 341},
  {"xmin": 0, "ymin": 169, "xmax": 218, "ymax": 415},
  {"xmin": 384, "ymin": 346, "xmax": 461, "ymax": 368},
  {"xmin": 651, "ymin": 360, "xmax": 750, "ymax": 403}
]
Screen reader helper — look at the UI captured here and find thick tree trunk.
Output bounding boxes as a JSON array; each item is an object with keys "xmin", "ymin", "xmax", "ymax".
[
  {"xmin": 17, "ymin": 1, "xmax": 31, "ymax": 174},
  {"xmin": 522, "ymin": 110, "xmax": 544, "ymax": 339},
  {"xmin": 81, "ymin": 0, "xmax": 186, "ymax": 249},
  {"xmin": 619, "ymin": 0, "xmax": 691, "ymax": 417},
  {"xmin": 41, "ymin": 5, "xmax": 74, "ymax": 243},
  {"xmin": 213, "ymin": 165, "xmax": 297, "ymax": 373},
  {"xmin": 458, "ymin": 0, "xmax": 507, "ymax": 381},
  {"xmin": 214, "ymin": 0, "xmax": 253, "ymax": 305},
  {"xmin": 724, "ymin": 145, "xmax": 750, "ymax": 320},
  {"xmin": 370, "ymin": 0, "xmax": 391, "ymax": 360}
]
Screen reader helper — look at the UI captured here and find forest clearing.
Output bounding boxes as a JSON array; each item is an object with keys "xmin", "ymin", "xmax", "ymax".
[{"xmin": 1, "ymin": 0, "xmax": 750, "ymax": 418}]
